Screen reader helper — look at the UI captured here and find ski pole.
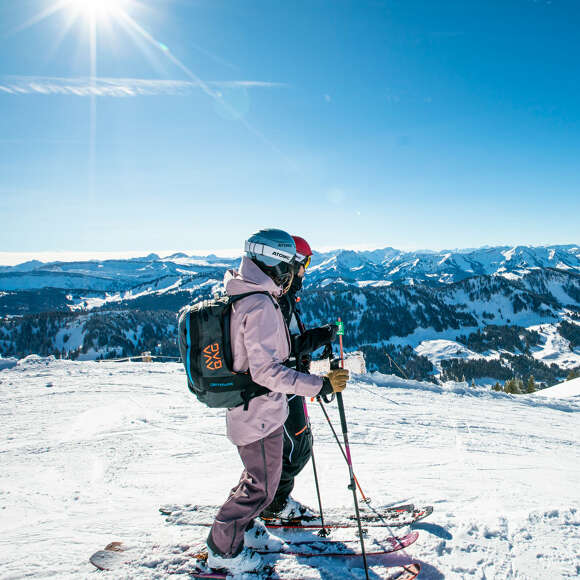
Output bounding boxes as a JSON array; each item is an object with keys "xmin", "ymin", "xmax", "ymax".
[
  {"xmin": 316, "ymin": 396, "xmax": 370, "ymax": 503},
  {"xmin": 302, "ymin": 398, "xmax": 329, "ymax": 537},
  {"xmin": 319, "ymin": 341, "xmax": 371, "ymax": 503},
  {"xmin": 335, "ymin": 318, "xmax": 369, "ymax": 580},
  {"xmin": 294, "ymin": 308, "xmax": 328, "ymax": 536}
]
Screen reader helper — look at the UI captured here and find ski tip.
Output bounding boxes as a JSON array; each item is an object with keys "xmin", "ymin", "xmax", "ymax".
[
  {"xmin": 393, "ymin": 530, "xmax": 420, "ymax": 550},
  {"xmin": 89, "ymin": 549, "xmax": 127, "ymax": 571},
  {"xmin": 397, "ymin": 563, "xmax": 421, "ymax": 580},
  {"xmin": 103, "ymin": 541, "xmax": 125, "ymax": 552}
]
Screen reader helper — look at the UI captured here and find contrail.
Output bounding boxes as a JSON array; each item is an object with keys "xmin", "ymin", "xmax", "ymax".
[{"xmin": 0, "ymin": 76, "xmax": 286, "ymax": 97}]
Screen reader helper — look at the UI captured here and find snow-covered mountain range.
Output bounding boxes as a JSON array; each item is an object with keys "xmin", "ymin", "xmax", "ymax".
[
  {"xmin": 1, "ymin": 245, "xmax": 579, "ymax": 387},
  {"xmin": 1, "ymin": 245, "xmax": 580, "ymax": 295}
]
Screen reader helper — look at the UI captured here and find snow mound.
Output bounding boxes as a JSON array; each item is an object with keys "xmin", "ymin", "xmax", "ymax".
[
  {"xmin": 534, "ymin": 376, "xmax": 580, "ymax": 399},
  {"xmin": 358, "ymin": 371, "xmax": 580, "ymax": 413},
  {"xmin": 16, "ymin": 354, "xmax": 57, "ymax": 367}
]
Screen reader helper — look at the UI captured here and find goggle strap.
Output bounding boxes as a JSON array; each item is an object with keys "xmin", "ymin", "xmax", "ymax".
[{"xmin": 245, "ymin": 241, "xmax": 295, "ymax": 264}]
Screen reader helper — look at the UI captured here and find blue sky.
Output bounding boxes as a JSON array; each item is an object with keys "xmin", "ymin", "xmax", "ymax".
[{"xmin": 0, "ymin": 0, "xmax": 579, "ymax": 259}]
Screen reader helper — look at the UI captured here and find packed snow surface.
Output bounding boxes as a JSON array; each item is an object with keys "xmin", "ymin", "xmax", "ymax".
[{"xmin": 1, "ymin": 357, "xmax": 579, "ymax": 579}]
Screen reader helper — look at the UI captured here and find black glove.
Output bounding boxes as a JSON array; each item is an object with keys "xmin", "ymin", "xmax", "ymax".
[
  {"xmin": 297, "ymin": 353, "xmax": 312, "ymax": 373},
  {"xmin": 294, "ymin": 324, "xmax": 339, "ymax": 356}
]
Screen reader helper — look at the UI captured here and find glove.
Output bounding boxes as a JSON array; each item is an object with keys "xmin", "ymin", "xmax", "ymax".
[
  {"xmin": 322, "ymin": 368, "xmax": 350, "ymax": 393},
  {"xmin": 297, "ymin": 353, "xmax": 312, "ymax": 373},
  {"xmin": 294, "ymin": 324, "xmax": 339, "ymax": 355}
]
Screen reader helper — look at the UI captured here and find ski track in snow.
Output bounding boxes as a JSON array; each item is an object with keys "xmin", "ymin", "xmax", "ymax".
[{"xmin": 1, "ymin": 358, "xmax": 579, "ymax": 579}]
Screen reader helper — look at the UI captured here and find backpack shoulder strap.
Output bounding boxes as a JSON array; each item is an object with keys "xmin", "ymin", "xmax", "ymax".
[
  {"xmin": 223, "ymin": 291, "xmax": 278, "ymax": 370},
  {"xmin": 228, "ymin": 290, "xmax": 278, "ymax": 310}
]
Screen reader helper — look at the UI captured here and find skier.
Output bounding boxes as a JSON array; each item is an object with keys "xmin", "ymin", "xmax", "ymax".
[
  {"xmin": 206, "ymin": 228, "xmax": 350, "ymax": 575},
  {"xmin": 261, "ymin": 235, "xmax": 338, "ymax": 522}
]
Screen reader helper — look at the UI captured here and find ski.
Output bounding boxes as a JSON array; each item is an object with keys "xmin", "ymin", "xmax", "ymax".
[
  {"xmin": 90, "ymin": 533, "xmax": 418, "ymax": 572},
  {"xmin": 263, "ymin": 505, "xmax": 433, "ymax": 529},
  {"xmin": 279, "ymin": 531, "xmax": 418, "ymax": 556},
  {"xmin": 159, "ymin": 503, "xmax": 433, "ymax": 529}
]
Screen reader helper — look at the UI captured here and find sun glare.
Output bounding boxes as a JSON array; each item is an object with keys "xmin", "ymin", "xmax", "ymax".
[{"xmin": 69, "ymin": 0, "xmax": 129, "ymax": 20}]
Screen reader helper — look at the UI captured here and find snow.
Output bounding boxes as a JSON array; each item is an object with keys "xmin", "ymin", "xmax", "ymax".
[
  {"xmin": 388, "ymin": 326, "xmax": 480, "ymax": 348},
  {"xmin": 1, "ymin": 359, "xmax": 579, "ymax": 578},
  {"xmin": 413, "ymin": 339, "xmax": 503, "ymax": 377},
  {"xmin": 54, "ymin": 319, "xmax": 86, "ymax": 351},
  {"xmin": 415, "ymin": 339, "xmax": 483, "ymax": 367},
  {"xmin": 0, "ymin": 355, "xmax": 17, "ymax": 370},
  {"xmin": 529, "ymin": 323, "xmax": 580, "ymax": 369},
  {"xmin": 501, "ymin": 247, "xmax": 516, "ymax": 262},
  {"xmin": 496, "ymin": 272, "xmax": 524, "ymax": 281},
  {"xmin": 356, "ymin": 280, "xmax": 393, "ymax": 288},
  {"xmin": 534, "ymin": 376, "xmax": 580, "ymax": 399}
]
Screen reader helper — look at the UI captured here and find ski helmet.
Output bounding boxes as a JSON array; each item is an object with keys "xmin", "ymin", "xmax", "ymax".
[
  {"xmin": 288, "ymin": 235, "xmax": 313, "ymax": 293},
  {"xmin": 245, "ymin": 228, "xmax": 296, "ymax": 291},
  {"xmin": 292, "ymin": 235, "xmax": 313, "ymax": 269}
]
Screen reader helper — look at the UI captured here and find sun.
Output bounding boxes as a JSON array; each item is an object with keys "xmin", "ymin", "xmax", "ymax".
[
  {"xmin": 68, "ymin": 0, "xmax": 130, "ymax": 20},
  {"xmin": 15, "ymin": 0, "xmax": 136, "ymax": 36}
]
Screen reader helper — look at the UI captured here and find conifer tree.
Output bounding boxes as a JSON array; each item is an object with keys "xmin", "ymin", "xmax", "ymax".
[
  {"xmin": 526, "ymin": 375, "xmax": 536, "ymax": 393},
  {"xmin": 504, "ymin": 378, "xmax": 523, "ymax": 394}
]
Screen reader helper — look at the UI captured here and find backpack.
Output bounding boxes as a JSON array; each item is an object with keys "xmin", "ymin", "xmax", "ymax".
[{"xmin": 177, "ymin": 291, "xmax": 274, "ymax": 409}]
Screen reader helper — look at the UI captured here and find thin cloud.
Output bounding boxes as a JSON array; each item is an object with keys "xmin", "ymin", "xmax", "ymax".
[{"xmin": 0, "ymin": 76, "xmax": 286, "ymax": 97}]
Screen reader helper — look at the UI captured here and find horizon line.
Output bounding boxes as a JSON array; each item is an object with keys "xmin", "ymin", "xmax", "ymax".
[{"xmin": 1, "ymin": 243, "xmax": 579, "ymax": 267}]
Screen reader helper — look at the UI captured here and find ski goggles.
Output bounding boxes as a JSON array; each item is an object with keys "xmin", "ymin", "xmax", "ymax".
[
  {"xmin": 295, "ymin": 253, "xmax": 312, "ymax": 269},
  {"xmin": 244, "ymin": 241, "xmax": 295, "ymax": 264}
]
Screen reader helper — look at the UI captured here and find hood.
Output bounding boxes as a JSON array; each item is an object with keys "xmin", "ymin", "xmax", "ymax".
[{"xmin": 224, "ymin": 256, "xmax": 283, "ymax": 298}]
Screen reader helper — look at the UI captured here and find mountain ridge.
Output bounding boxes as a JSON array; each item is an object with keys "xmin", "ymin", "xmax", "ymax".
[
  {"xmin": 1, "ymin": 245, "xmax": 579, "ymax": 387},
  {"xmin": 1, "ymin": 244, "xmax": 580, "ymax": 295}
]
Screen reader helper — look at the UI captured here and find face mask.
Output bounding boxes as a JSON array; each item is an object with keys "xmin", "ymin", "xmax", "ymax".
[{"xmin": 289, "ymin": 274, "xmax": 303, "ymax": 293}]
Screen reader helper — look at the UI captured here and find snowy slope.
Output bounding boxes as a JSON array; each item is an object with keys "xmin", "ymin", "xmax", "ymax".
[
  {"xmin": 1, "ymin": 358, "xmax": 579, "ymax": 579},
  {"xmin": 528, "ymin": 323, "xmax": 580, "ymax": 369},
  {"xmin": 534, "ymin": 376, "xmax": 580, "ymax": 399}
]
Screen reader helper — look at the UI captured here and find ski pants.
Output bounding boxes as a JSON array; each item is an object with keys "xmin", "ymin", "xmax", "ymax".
[
  {"xmin": 207, "ymin": 426, "xmax": 283, "ymax": 557},
  {"xmin": 266, "ymin": 394, "xmax": 313, "ymax": 513}
]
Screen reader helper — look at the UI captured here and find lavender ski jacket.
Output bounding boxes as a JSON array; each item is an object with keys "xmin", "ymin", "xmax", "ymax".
[{"xmin": 224, "ymin": 257, "xmax": 324, "ymax": 446}]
